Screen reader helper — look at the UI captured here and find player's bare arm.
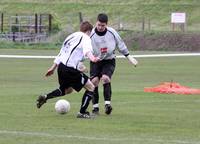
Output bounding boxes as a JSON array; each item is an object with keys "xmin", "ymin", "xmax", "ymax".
[
  {"xmin": 86, "ymin": 51, "xmax": 100, "ymax": 63},
  {"xmin": 45, "ymin": 63, "xmax": 58, "ymax": 77}
]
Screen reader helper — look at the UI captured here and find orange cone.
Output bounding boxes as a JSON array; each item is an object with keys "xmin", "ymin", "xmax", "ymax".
[{"xmin": 144, "ymin": 82, "xmax": 200, "ymax": 94}]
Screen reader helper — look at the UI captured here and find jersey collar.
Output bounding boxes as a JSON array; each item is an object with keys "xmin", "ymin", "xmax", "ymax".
[{"xmin": 95, "ymin": 28, "xmax": 107, "ymax": 36}]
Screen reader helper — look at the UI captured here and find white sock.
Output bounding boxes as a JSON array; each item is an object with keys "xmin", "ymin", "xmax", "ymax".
[
  {"xmin": 105, "ymin": 101, "xmax": 111, "ymax": 105},
  {"xmin": 93, "ymin": 104, "xmax": 99, "ymax": 108}
]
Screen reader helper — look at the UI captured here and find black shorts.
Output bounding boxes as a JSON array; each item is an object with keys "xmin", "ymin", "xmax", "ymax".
[
  {"xmin": 57, "ymin": 63, "xmax": 88, "ymax": 92},
  {"xmin": 90, "ymin": 59, "xmax": 116, "ymax": 79}
]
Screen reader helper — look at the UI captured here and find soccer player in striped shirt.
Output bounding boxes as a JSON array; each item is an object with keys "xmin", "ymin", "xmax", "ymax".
[{"xmin": 36, "ymin": 21, "xmax": 99, "ymax": 118}]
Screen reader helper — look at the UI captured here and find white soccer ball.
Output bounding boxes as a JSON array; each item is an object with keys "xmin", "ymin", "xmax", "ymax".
[{"xmin": 55, "ymin": 99, "xmax": 70, "ymax": 114}]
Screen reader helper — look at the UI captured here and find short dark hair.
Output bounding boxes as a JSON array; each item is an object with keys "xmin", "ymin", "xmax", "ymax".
[
  {"xmin": 97, "ymin": 13, "xmax": 108, "ymax": 23},
  {"xmin": 80, "ymin": 21, "xmax": 93, "ymax": 32}
]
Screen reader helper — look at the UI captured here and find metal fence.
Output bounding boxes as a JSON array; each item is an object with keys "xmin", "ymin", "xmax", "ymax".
[
  {"xmin": 0, "ymin": 32, "xmax": 47, "ymax": 43},
  {"xmin": 0, "ymin": 12, "xmax": 200, "ymax": 43},
  {"xmin": 0, "ymin": 13, "xmax": 51, "ymax": 43}
]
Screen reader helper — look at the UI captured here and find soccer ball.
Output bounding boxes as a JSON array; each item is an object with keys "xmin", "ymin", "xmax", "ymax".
[{"xmin": 55, "ymin": 99, "xmax": 70, "ymax": 114}]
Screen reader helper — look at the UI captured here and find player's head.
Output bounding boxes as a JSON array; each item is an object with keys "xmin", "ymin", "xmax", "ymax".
[
  {"xmin": 80, "ymin": 21, "xmax": 93, "ymax": 35},
  {"xmin": 97, "ymin": 13, "xmax": 108, "ymax": 23},
  {"xmin": 96, "ymin": 13, "xmax": 108, "ymax": 32}
]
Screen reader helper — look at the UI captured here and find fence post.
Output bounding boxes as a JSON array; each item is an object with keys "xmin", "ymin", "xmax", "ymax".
[
  {"xmin": 14, "ymin": 14, "xmax": 19, "ymax": 32},
  {"xmin": 79, "ymin": 12, "xmax": 83, "ymax": 24},
  {"xmin": 142, "ymin": 17, "xmax": 145, "ymax": 31},
  {"xmin": 35, "ymin": 13, "xmax": 38, "ymax": 33},
  {"xmin": 39, "ymin": 14, "xmax": 42, "ymax": 33},
  {"xmin": 12, "ymin": 32, "xmax": 15, "ymax": 42},
  {"xmin": 1, "ymin": 13, "xmax": 3, "ymax": 32},
  {"xmin": 49, "ymin": 14, "xmax": 52, "ymax": 33}
]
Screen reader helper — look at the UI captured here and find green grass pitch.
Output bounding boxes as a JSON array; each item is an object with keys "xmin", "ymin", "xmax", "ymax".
[{"xmin": 0, "ymin": 50, "xmax": 200, "ymax": 144}]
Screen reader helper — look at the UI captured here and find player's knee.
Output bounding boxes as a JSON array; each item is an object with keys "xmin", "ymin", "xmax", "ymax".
[
  {"xmin": 65, "ymin": 88, "xmax": 73, "ymax": 94},
  {"xmin": 101, "ymin": 75, "xmax": 110, "ymax": 84},
  {"xmin": 90, "ymin": 84, "xmax": 95, "ymax": 92},
  {"xmin": 91, "ymin": 77, "xmax": 100, "ymax": 87},
  {"xmin": 85, "ymin": 79, "xmax": 95, "ymax": 92},
  {"xmin": 87, "ymin": 84, "xmax": 95, "ymax": 92}
]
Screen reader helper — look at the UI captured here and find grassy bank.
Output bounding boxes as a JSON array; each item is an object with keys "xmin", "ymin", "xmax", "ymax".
[
  {"xmin": 0, "ymin": 0, "xmax": 200, "ymax": 51},
  {"xmin": 0, "ymin": 0, "xmax": 199, "ymax": 30},
  {"xmin": 0, "ymin": 41, "xmax": 60, "ymax": 50}
]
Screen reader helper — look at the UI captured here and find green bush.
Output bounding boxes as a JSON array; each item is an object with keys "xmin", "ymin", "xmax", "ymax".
[{"xmin": 50, "ymin": 13, "xmax": 62, "ymax": 34}]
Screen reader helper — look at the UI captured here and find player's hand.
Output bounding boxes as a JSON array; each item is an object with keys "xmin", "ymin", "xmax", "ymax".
[
  {"xmin": 86, "ymin": 52, "xmax": 100, "ymax": 63},
  {"xmin": 126, "ymin": 55, "xmax": 138, "ymax": 67},
  {"xmin": 92, "ymin": 57, "xmax": 100, "ymax": 63},
  {"xmin": 45, "ymin": 63, "xmax": 57, "ymax": 77},
  {"xmin": 131, "ymin": 57, "xmax": 138, "ymax": 67},
  {"xmin": 45, "ymin": 69, "xmax": 54, "ymax": 77},
  {"xmin": 78, "ymin": 62, "xmax": 88, "ymax": 73}
]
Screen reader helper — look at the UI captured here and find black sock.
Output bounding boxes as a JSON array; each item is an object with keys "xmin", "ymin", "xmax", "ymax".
[
  {"xmin": 46, "ymin": 88, "xmax": 64, "ymax": 100},
  {"xmin": 92, "ymin": 87, "xmax": 99, "ymax": 105},
  {"xmin": 103, "ymin": 83, "xmax": 111, "ymax": 101},
  {"xmin": 80, "ymin": 90, "xmax": 93, "ymax": 113}
]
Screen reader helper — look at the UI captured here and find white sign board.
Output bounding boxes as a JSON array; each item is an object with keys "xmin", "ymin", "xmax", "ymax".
[{"xmin": 171, "ymin": 13, "xmax": 186, "ymax": 23}]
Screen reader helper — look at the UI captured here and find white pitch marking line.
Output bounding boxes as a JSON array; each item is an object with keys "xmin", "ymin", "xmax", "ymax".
[
  {"xmin": 0, "ymin": 53, "xmax": 200, "ymax": 59},
  {"xmin": 0, "ymin": 55, "xmax": 55, "ymax": 59},
  {"xmin": 0, "ymin": 130, "xmax": 130, "ymax": 141},
  {"xmin": 0, "ymin": 130, "xmax": 199, "ymax": 144},
  {"xmin": 0, "ymin": 130, "xmax": 120, "ymax": 141},
  {"xmin": 117, "ymin": 53, "xmax": 200, "ymax": 58}
]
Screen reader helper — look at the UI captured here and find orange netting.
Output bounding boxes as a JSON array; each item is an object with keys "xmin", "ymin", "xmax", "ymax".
[{"xmin": 144, "ymin": 82, "xmax": 200, "ymax": 94}]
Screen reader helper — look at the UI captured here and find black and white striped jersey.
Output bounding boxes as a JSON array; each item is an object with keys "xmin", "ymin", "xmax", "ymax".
[
  {"xmin": 54, "ymin": 32, "xmax": 93, "ymax": 69},
  {"xmin": 90, "ymin": 27, "xmax": 129, "ymax": 60}
]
